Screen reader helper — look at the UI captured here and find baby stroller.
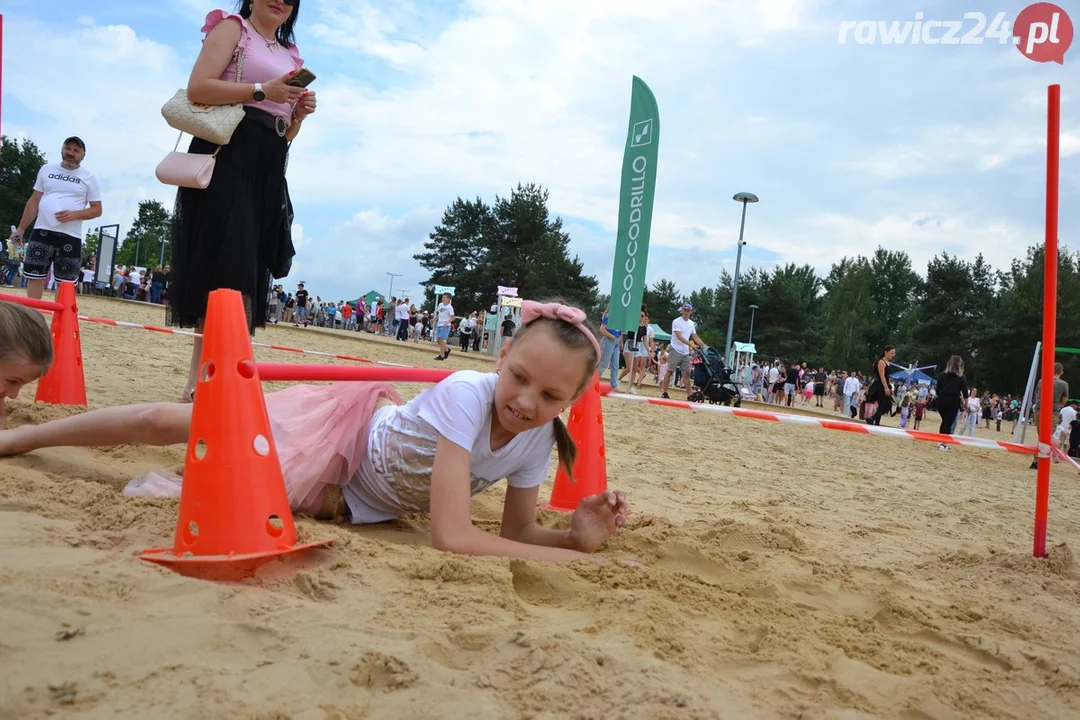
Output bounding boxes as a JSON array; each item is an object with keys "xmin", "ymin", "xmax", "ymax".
[{"xmin": 688, "ymin": 346, "xmax": 742, "ymax": 406}]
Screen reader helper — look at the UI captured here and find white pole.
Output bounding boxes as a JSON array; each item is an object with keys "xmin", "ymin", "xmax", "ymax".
[{"xmin": 1015, "ymin": 341, "xmax": 1042, "ymax": 444}]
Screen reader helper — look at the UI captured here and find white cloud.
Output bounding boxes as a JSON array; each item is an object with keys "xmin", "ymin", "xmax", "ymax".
[{"xmin": 841, "ymin": 123, "xmax": 1077, "ymax": 180}]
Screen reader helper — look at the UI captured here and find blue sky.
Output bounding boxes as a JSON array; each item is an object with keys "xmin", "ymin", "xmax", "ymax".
[{"xmin": 3, "ymin": 0, "xmax": 1076, "ymax": 307}]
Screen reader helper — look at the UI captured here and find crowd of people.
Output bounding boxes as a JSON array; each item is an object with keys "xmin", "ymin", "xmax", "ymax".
[
  {"xmin": 263, "ymin": 285, "xmax": 523, "ymax": 357},
  {"xmin": 594, "ymin": 304, "xmax": 1080, "ymax": 460}
]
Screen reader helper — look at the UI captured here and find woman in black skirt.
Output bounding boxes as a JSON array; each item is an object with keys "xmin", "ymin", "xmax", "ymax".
[
  {"xmin": 935, "ymin": 355, "xmax": 969, "ymax": 441},
  {"xmin": 867, "ymin": 344, "xmax": 897, "ymax": 425},
  {"xmin": 169, "ymin": 0, "xmax": 314, "ymax": 401}
]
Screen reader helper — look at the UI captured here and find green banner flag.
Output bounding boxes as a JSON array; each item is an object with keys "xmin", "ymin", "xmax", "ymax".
[{"xmin": 607, "ymin": 76, "xmax": 660, "ymax": 331}]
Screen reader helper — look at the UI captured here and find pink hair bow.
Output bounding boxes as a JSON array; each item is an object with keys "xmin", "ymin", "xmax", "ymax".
[{"xmin": 520, "ymin": 300, "xmax": 601, "ymax": 361}]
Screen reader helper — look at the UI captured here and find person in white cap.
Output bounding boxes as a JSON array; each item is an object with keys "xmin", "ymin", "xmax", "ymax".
[{"xmin": 660, "ymin": 303, "xmax": 707, "ymax": 399}]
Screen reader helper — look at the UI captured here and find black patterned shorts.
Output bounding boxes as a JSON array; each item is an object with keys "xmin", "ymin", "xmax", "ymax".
[{"xmin": 22, "ymin": 229, "xmax": 82, "ymax": 281}]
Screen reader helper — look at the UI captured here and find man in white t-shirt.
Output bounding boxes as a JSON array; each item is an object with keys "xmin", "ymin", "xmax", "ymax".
[
  {"xmin": 434, "ymin": 292, "xmax": 456, "ymax": 361},
  {"xmin": 12, "ymin": 137, "xmax": 103, "ymax": 300},
  {"xmin": 843, "ymin": 372, "xmax": 862, "ymax": 419},
  {"xmin": 660, "ymin": 303, "xmax": 707, "ymax": 399}
]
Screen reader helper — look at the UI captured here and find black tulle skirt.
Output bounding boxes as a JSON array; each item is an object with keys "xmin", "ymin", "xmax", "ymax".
[{"xmin": 167, "ymin": 107, "xmax": 288, "ymax": 334}]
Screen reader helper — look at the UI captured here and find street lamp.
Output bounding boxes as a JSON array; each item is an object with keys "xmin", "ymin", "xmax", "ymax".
[
  {"xmin": 724, "ymin": 191, "xmax": 759, "ymax": 360},
  {"xmin": 748, "ymin": 304, "xmax": 759, "ymax": 343},
  {"xmin": 386, "ymin": 271, "xmax": 402, "ymax": 302}
]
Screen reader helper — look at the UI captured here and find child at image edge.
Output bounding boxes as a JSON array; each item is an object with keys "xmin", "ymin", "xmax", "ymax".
[{"xmin": 0, "ymin": 300, "xmax": 631, "ymax": 564}]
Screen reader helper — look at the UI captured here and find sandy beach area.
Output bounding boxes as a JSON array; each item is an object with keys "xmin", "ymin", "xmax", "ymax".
[{"xmin": 1, "ymin": 291, "xmax": 1079, "ymax": 720}]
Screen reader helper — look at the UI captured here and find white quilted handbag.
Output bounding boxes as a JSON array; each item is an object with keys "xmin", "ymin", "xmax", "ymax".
[{"xmin": 161, "ymin": 47, "xmax": 246, "ymax": 145}]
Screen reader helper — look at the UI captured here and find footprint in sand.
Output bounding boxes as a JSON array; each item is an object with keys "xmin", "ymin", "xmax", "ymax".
[
  {"xmin": 653, "ymin": 543, "xmax": 743, "ymax": 587},
  {"xmin": 894, "ymin": 628, "xmax": 1015, "ymax": 672},
  {"xmin": 783, "ymin": 579, "xmax": 881, "ymax": 618},
  {"xmin": 350, "ymin": 651, "xmax": 417, "ymax": 691},
  {"xmin": 508, "ymin": 560, "xmax": 585, "ymax": 607},
  {"xmin": 696, "ymin": 521, "xmax": 807, "ymax": 553}
]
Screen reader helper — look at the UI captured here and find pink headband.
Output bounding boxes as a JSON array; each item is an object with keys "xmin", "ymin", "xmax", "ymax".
[{"xmin": 520, "ymin": 300, "xmax": 601, "ymax": 362}]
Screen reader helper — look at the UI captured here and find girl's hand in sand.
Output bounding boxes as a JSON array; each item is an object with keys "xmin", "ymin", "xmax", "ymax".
[{"xmin": 569, "ymin": 490, "xmax": 630, "ymax": 553}]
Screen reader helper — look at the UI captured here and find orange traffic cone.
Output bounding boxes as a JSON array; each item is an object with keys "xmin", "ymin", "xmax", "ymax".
[
  {"xmin": 546, "ymin": 373, "xmax": 608, "ymax": 512},
  {"xmin": 140, "ymin": 289, "xmax": 332, "ymax": 581},
  {"xmin": 34, "ymin": 281, "xmax": 87, "ymax": 407}
]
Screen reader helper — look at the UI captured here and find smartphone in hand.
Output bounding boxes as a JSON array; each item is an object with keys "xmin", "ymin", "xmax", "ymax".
[{"xmin": 287, "ymin": 67, "xmax": 317, "ymax": 88}]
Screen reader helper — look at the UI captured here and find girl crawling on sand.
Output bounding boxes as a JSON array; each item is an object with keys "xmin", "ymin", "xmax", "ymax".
[
  {"xmin": 0, "ymin": 302, "xmax": 54, "ymax": 429},
  {"xmin": 0, "ymin": 299, "xmax": 630, "ymax": 563}
]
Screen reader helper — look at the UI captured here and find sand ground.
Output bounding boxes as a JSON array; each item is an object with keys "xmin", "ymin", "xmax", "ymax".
[{"xmin": 1, "ymin": 291, "xmax": 1079, "ymax": 720}]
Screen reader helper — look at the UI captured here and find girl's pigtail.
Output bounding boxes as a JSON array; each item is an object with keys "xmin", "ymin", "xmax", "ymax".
[{"xmin": 552, "ymin": 415, "xmax": 578, "ymax": 483}]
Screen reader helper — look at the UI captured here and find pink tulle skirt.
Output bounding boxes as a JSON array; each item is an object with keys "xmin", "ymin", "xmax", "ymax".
[{"xmin": 123, "ymin": 382, "xmax": 402, "ymax": 515}]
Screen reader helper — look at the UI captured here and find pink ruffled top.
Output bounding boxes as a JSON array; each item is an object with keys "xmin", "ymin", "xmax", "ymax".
[{"xmin": 202, "ymin": 9, "xmax": 304, "ymax": 124}]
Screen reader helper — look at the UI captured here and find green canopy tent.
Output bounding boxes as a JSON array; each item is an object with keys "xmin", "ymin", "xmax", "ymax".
[
  {"xmin": 346, "ymin": 290, "xmax": 382, "ymax": 307},
  {"xmin": 649, "ymin": 323, "xmax": 671, "ymax": 343}
]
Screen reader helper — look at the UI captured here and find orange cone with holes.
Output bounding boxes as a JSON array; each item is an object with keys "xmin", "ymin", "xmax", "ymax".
[
  {"xmin": 140, "ymin": 289, "xmax": 332, "ymax": 581},
  {"xmin": 546, "ymin": 373, "xmax": 608, "ymax": 512},
  {"xmin": 34, "ymin": 281, "xmax": 86, "ymax": 407}
]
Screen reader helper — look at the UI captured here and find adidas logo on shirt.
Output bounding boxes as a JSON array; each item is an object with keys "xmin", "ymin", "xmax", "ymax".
[{"xmin": 47, "ymin": 173, "xmax": 83, "ymax": 184}]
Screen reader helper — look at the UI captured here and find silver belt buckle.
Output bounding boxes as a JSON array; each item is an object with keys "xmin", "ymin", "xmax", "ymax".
[{"xmin": 275, "ymin": 115, "xmax": 288, "ymax": 137}]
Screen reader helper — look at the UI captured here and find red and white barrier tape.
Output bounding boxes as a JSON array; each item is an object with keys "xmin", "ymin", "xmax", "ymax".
[
  {"xmin": 610, "ymin": 393, "xmax": 1038, "ymax": 455},
  {"xmin": 1052, "ymin": 445, "xmax": 1080, "ymax": 472}
]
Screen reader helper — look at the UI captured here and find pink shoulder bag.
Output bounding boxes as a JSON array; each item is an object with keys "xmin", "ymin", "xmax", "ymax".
[{"xmin": 155, "ymin": 134, "xmax": 221, "ymax": 189}]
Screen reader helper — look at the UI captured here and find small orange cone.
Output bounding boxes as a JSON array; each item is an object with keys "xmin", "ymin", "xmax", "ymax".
[
  {"xmin": 34, "ymin": 281, "xmax": 87, "ymax": 407},
  {"xmin": 140, "ymin": 289, "xmax": 332, "ymax": 581},
  {"xmin": 546, "ymin": 373, "xmax": 608, "ymax": 512}
]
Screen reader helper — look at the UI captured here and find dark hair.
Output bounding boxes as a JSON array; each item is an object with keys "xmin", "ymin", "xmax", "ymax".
[
  {"xmin": 0, "ymin": 303, "xmax": 54, "ymax": 373},
  {"xmin": 237, "ymin": 0, "xmax": 299, "ymax": 47},
  {"xmin": 510, "ymin": 303, "xmax": 600, "ymax": 483},
  {"xmin": 883, "ymin": 344, "xmax": 896, "ymax": 353}
]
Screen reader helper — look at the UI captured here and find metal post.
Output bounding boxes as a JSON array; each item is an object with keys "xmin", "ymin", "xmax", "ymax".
[
  {"xmin": 748, "ymin": 304, "xmax": 758, "ymax": 343},
  {"xmin": 724, "ymin": 200, "xmax": 749, "ymax": 359},
  {"xmin": 386, "ymin": 272, "xmax": 401, "ymax": 303},
  {"xmin": 1016, "ymin": 341, "xmax": 1042, "ymax": 445}
]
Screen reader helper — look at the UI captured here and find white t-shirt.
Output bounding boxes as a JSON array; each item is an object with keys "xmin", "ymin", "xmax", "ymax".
[
  {"xmin": 843, "ymin": 376, "xmax": 861, "ymax": 396},
  {"xmin": 1059, "ymin": 405, "xmax": 1077, "ymax": 433},
  {"xmin": 670, "ymin": 317, "xmax": 696, "ymax": 355},
  {"xmin": 33, "ymin": 163, "xmax": 102, "ymax": 239},
  {"xmin": 768, "ymin": 366, "xmax": 780, "ymax": 384},
  {"xmin": 395, "ymin": 303, "xmax": 410, "ymax": 321},
  {"xmin": 436, "ymin": 302, "xmax": 454, "ymax": 328},
  {"xmin": 641, "ymin": 324, "xmax": 655, "ymax": 348},
  {"xmin": 343, "ymin": 371, "xmax": 555, "ymax": 523}
]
